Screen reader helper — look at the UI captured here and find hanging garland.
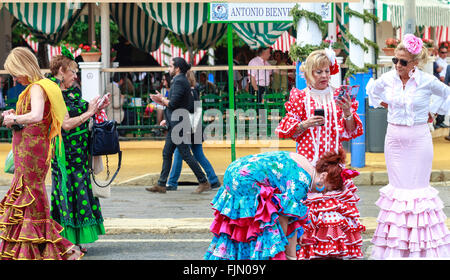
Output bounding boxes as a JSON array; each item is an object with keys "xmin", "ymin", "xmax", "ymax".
[
  {"xmin": 342, "ymin": 5, "xmax": 379, "ymax": 78},
  {"xmin": 290, "ymin": 4, "xmax": 328, "ymax": 36},
  {"xmin": 289, "ymin": 4, "xmax": 328, "ymax": 62}
]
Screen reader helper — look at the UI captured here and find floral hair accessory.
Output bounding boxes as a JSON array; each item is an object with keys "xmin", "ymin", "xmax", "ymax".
[
  {"xmin": 61, "ymin": 45, "xmax": 74, "ymax": 61},
  {"xmin": 324, "ymin": 46, "xmax": 340, "ymax": 75},
  {"xmin": 340, "ymin": 168, "xmax": 359, "ymax": 182},
  {"xmin": 403, "ymin": 34, "xmax": 423, "ymax": 55}
]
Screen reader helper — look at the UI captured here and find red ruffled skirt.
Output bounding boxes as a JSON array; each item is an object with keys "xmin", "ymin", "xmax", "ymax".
[{"xmin": 297, "ymin": 182, "xmax": 365, "ymax": 259}]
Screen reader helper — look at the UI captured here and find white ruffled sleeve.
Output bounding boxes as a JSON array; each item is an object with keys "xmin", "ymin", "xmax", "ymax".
[
  {"xmin": 366, "ymin": 76, "xmax": 387, "ymax": 108},
  {"xmin": 429, "ymin": 78, "xmax": 450, "ymax": 115}
]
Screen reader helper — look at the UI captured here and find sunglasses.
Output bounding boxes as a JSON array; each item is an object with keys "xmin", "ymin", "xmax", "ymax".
[
  {"xmin": 392, "ymin": 57, "xmax": 410, "ymax": 66},
  {"xmin": 440, "ymin": 51, "xmax": 448, "ymax": 54}
]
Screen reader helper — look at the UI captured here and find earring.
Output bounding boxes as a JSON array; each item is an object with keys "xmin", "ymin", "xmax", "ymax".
[{"xmin": 315, "ymin": 184, "xmax": 325, "ymax": 192}]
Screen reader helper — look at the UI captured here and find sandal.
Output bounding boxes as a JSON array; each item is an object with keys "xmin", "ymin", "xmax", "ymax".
[{"xmin": 77, "ymin": 245, "xmax": 88, "ymax": 254}]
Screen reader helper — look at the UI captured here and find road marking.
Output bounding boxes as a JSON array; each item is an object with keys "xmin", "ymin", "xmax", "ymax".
[{"xmin": 97, "ymin": 239, "xmax": 211, "ymax": 243}]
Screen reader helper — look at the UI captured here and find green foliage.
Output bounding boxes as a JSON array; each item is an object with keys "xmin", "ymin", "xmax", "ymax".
[{"xmin": 61, "ymin": 20, "xmax": 120, "ymax": 48}]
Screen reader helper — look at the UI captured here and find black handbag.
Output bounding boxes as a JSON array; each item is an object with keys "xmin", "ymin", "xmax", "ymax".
[{"xmin": 89, "ymin": 120, "xmax": 122, "ymax": 187}]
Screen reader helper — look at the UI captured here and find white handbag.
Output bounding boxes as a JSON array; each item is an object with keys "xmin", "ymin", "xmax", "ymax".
[{"xmin": 91, "ymin": 155, "xmax": 111, "ymax": 198}]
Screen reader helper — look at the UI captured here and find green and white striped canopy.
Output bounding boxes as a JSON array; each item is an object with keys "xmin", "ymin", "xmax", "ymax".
[
  {"xmin": 172, "ymin": 21, "xmax": 227, "ymax": 51},
  {"xmin": 376, "ymin": 0, "xmax": 450, "ymax": 27},
  {"xmin": 137, "ymin": 2, "xmax": 208, "ymax": 36},
  {"xmin": 4, "ymin": 2, "xmax": 85, "ymax": 44},
  {"xmin": 232, "ymin": 22, "xmax": 293, "ymax": 50},
  {"xmin": 110, "ymin": 3, "xmax": 168, "ymax": 53}
]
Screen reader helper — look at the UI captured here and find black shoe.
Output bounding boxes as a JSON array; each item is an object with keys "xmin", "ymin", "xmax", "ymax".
[
  {"xmin": 211, "ymin": 181, "xmax": 221, "ymax": 189},
  {"xmin": 166, "ymin": 185, "xmax": 178, "ymax": 191}
]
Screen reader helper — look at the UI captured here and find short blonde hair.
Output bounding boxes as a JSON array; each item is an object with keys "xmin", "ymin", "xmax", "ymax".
[
  {"xmin": 186, "ymin": 70, "xmax": 196, "ymax": 88},
  {"xmin": 395, "ymin": 42, "xmax": 429, "ymax": 68},
  {"xmin": 4, "ymin": 47, "xmax": 44, "ymax": 83},
  {"xmin": 299, "ymin": 50, "xmax": 331, "ymax": 86},
  {"xmin": 49, "ymin": 55, "xmax": 78, "ymax": 76}
]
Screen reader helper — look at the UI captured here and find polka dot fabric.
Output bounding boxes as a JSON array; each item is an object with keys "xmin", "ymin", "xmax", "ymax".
[
  {"xmin": 275, "ymin": 87, "xmax": 364, "ymax": 162},
  {"xmin": 297, "ymin": 181, "xmax": 365, "ymax": 259},
  {"xmin": 50, "ymin": 85, "xmax": 105, "ymax": 244}
]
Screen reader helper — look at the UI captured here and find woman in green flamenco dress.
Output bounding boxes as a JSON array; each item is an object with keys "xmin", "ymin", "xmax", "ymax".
[{"xmin": 48, "ymin": 49, "xmax": 110, "ymax": 253}]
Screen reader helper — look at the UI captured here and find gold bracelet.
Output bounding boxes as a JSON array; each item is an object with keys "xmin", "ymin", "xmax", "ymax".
[{"xmin": 79, "ymin": 116, "xmax": 84, "ymax": 123}]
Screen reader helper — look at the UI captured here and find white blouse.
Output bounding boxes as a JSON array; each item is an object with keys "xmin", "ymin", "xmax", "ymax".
[{"xmin": 366, "ymin": 69, "xmax": 450, "ymax": 126}]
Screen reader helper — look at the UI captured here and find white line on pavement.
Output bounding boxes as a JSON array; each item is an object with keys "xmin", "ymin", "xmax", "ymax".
[{"xmin": 97, "ymin": 239, "xmax": 211, "ymax": 243}]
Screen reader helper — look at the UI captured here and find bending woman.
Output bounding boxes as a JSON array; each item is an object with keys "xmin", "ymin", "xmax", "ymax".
[{"xmin": 204, "ymin": 150, "xmax": 342, "ymax": 260}]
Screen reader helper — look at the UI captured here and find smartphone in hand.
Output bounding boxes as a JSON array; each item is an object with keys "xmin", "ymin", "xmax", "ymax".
[{"xmin": 97, "ymin": 93, "xmax": 111, "ymax": 107}]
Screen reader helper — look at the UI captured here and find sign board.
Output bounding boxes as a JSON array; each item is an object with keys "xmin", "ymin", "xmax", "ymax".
[{"xmin": 209, "ymin": 2, "xmax": 333, "ymax": 23}]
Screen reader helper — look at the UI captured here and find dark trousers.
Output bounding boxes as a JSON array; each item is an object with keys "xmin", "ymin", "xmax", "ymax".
[
  {"xmin": 250, "ymin": 86, "xmax": 266, "ymax": 103},
  {"xmin": 435, "ymin": 114, "xmax": 445, "ymax": 125},
  {"xmin": 158, "ymin": 128, "xmax": 207, "ymax": 186}
]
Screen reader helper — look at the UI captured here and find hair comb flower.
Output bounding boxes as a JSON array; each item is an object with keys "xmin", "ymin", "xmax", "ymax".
[
  {"xmin": 403, "ymin": 34, "xmax": 423, "ymax": 55},
  {"xmin": 340, "ymin": 168, "xmax": 359, "ymax": 182},
  {"xmin": 61, "ymin": 45, "xmax": 75, "ymax": 61}
]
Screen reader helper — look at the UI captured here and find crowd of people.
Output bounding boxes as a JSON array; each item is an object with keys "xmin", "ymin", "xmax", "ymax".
[{"xmin": 0, "ymin": 33, "xmax": 449, "ymax": 260}]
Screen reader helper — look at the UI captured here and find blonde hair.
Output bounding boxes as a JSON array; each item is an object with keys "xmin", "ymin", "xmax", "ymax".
[
  {"xmin": 4, "ymin": 47, "xmax": 44, "ymax": 83},
  {"xmin": 299, "ymin": 50, "xmax": 331, "ymax": 86},
  {"xmin": 49, "ymin": 55, "xmax": 78, "ymax": 76},
  {"xmin": 395, "ymin": 42, "xmax": 429, "ymax": 68},
  {"xmin": 186, "ymin": 70, "xmax": 196, "ymax": 88}
]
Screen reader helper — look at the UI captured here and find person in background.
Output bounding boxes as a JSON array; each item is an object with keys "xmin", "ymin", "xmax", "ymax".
[
  {"xmin": 0, "ymin": 47, "xmax": 83, "ymax": 260},
  {"xmin": 48, "ymin": 47, "xmax": 110, "ymax": 254},
  {"xmin": 198, "ymin": 71, "xmax": 216, "ymax": 96},
  {"xmin": 432, "ymin": 44, "xmax": 449, "ymax": 129},
  {"xmin": 147, "ymin": 57, "xmax": 210, "ymax": 194},
  {"xmin": 166, "ymin": 70, "xmax": 220, "ymax": 191},
  {"xmin": 248, "ymin": 47, "xmax": 273, "ymax": 102},
  {"xmin": 271, "ymin": 50, "xmax": 288, "ymax": 93},
  {"xmin": 366, "ymin": 34, "xmax": 450, "ymax": 259},
  {"xmin": 106, "ymin": 73, "xmax": 125, "ymax": 125}
]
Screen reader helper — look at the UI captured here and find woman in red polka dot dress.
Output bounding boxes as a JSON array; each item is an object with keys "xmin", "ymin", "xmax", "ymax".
[
  {"xmin": 276, "ymin": 49, "xmax": 365, "ymax": 259},
  {"xmin": 297, "ymin": 148, "xmax": 365, "ymax": 259},
  {"xmin": 275, "ymin": 49, "xmax": 363, "ymax": 166}
]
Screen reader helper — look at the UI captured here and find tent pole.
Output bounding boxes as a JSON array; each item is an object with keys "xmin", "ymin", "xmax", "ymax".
[
  {"xmin": 100, "ymin": 2, "xmax": 110, "ymax": 94},
  {"xmin": 227, "ymin": 23, "xmax": 236, "ymax": 162}
]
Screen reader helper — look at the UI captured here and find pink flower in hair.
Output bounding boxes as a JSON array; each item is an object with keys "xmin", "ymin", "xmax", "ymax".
[{"xmin": 403, "ymin": 34, "xmax": 423, "ymax": 55}]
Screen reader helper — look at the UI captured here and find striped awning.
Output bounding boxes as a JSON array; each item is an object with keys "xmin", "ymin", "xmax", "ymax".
[
  {"xmin": 110, "ymin": 3, "xmax": 168, "ymax": 53},
  {"xmin": 150, "ymin": 38, "xmax": 207, "ymax": 66},
  {"xmin": 376, "ymin": 0, "xmax": 450, "ymax": 27},
  {"xmin": 232, "ymin": 22, "xmax": 293, "ymax": 50},
  {"xmin": 271, "ymin": 31, "xmax": 296, "ymax": 53},
  {"xmin": 137, "ymin": 2, "xmax": 208, "ymax": 36},
  {"xmin": 4, "ymin": 2, "xmax": 85, "ymax": 44},
  {"xmin": 171, "ymin": 21, "xmax": 227, "ymax": 52}
]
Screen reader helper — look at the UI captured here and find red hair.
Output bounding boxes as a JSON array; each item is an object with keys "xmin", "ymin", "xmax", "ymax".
[{"xmin": 315, "ymin": 148, "xmax": 346, "ymax": 191}]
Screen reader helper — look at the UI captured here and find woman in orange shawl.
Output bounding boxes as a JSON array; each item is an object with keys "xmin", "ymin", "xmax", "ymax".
[{"xmin": 0, "ymin": 47, "xmax": 83, "ymax": 260}]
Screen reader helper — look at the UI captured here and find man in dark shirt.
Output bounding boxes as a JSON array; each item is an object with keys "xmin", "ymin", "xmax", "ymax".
[{"xmin": 147, "ymin": 57, "xmax": 211, "ymax": 194}]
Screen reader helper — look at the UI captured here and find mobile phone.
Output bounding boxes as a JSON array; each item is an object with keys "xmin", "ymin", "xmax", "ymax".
[
  {"xmin": 314, "ymin": 108, "xmax": 324, "ymax": 117},
  {"xmin": 98, "ymin": 93, "xmax": 111, "ymax": 107}
]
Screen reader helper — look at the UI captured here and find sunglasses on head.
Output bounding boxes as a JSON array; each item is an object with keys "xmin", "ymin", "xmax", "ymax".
[{"xmin": 392, "ymin": 57, "xmax": 410, "ymax": 66}]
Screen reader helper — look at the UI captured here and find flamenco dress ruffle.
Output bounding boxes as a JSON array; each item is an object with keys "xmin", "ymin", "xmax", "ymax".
[
  {"xmin": 297, "ymin": 181, "xmax": 365, "ymax": 259},
  {"xmin": 204, "ymin": 183, "xmax": 309, "ymax": 260},
  {"xmin": 0, "ymin": 175, "xmax": 83, "ymax": 260},
  {"xmin": 371, "ymin": 184, "xmax": 450, "ymax": 259}
]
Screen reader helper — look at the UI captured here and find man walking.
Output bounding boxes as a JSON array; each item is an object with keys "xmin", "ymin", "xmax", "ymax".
[{"xmin": 147, "ymin": 57, "xmax": 211, "ymax": 194}]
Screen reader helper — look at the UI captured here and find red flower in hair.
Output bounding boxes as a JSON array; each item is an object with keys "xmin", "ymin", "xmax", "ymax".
[
  {"xmin": 330, "ymin": 59, "xmax": 340, "ymax": 75},
  {"xmin": 340, "ymin": 168, "xmax": 359, "ymax": 182}
]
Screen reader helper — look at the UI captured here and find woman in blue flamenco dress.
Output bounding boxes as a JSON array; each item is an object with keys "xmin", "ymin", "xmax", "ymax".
[{"xmin": 204, "ymin": 150, "xmax": 336, "ymax": 260}]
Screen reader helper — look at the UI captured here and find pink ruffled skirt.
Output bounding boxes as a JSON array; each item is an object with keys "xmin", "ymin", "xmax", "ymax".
[{"xmin": 371, "ymin": 124, "xmax": 450, "ymax": 259}]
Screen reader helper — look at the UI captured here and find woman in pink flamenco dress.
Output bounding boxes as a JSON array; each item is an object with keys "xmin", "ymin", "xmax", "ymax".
[
  {"xmin": 0, "ymin": 47, "xmax": 83, "ymax": 260},
  {"xmin": 366, "ymin": 34, "xmax": 450, "ymax": 259}
]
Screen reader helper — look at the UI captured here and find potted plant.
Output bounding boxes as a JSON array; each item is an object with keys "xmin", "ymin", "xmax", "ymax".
[
  {"xmin": 383, "ymin": 38, "xmax": 399, "ymax": 56},
  {"xmin": 423, "ymin": 38, "xmax": 435, "ymax": 55},
  {"xmin": 79, "ymin": 41, "xmax": 101, "ymax": 62}
]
